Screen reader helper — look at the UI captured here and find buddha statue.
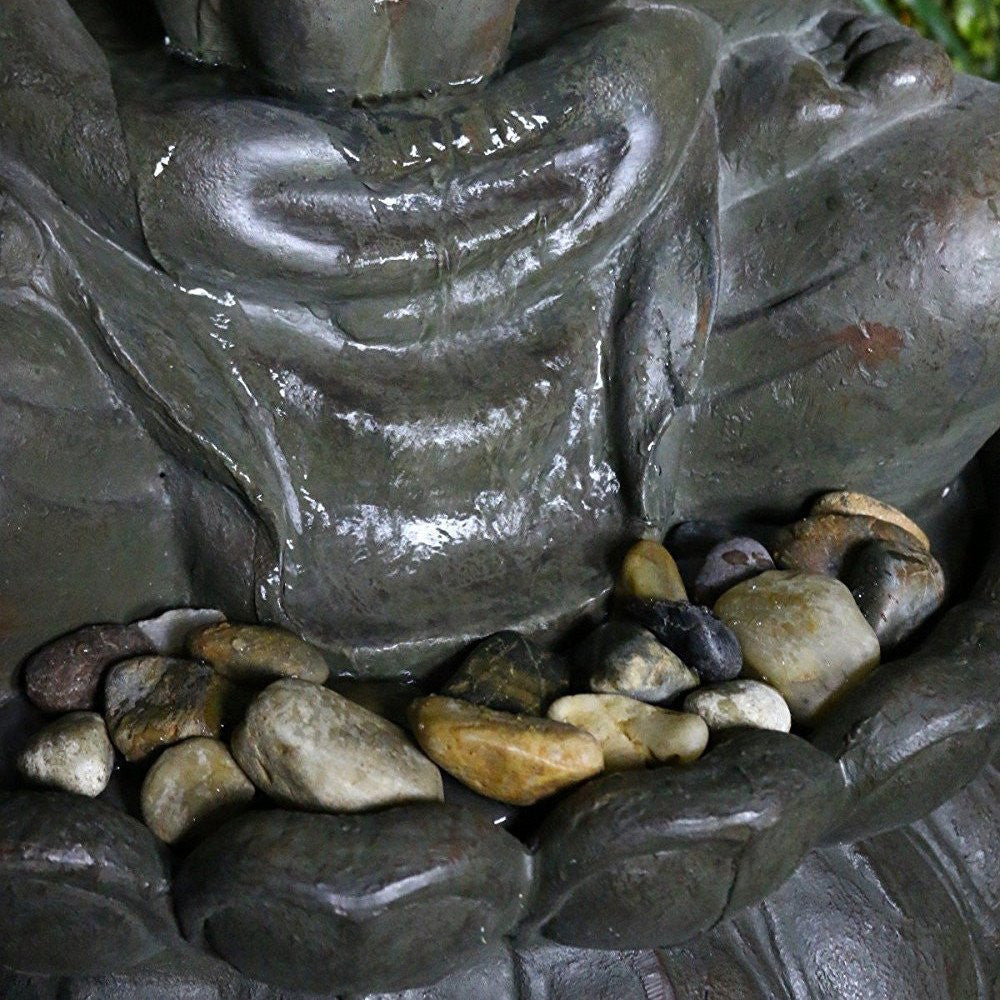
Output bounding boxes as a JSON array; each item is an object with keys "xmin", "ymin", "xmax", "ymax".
[{"xmin": 0, "ymin": 0, "xmax": 998, "ymax": 996}]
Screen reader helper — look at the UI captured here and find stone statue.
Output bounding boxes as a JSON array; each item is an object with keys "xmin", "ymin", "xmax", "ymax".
[{"xmin": 0, "ymin": 0, "xmax": 998, "ymax": 996}]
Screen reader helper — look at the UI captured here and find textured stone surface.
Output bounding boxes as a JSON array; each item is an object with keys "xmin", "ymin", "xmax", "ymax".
[
  {"xmin": 772, "ymin": 514, "xmax": 919, "ymax": 578},
  {"xmin": 618, "ymin": 540, "xmax": 688, "ymax": 602},
  {"xmin": 23, "ymin": 623, "xmax": 153, "ymax": 713},
  {"xmin": 189, "ymin": 622, "xmax": 329, "ymax": 685},
  {"xmin": 715, "ymin": 571, "xmax": 880, "ymax": 724},
  {"xmin": 17, "ymin": 711, "xmax": 114, "ymax": 797},
  {"xmin": 104, "ymin": 657, "xmax": 239, "ymax": 762},
  {"xmin": 693, "ymin": 537, "xmax": 774, "ymax": 606},
  {"xmin": 0, "ymin": 791, "xmax": 174, "ymax": 975},
  {"xmin": 176, "ymin": 805, "xmax": 532, "ymax": 994},
  {"xmin": 232, "ymin": 679, "xmax": 442, "ymax": 811},
  {"xmin": 810, "ymin": 490, "xmax": 930, "ymax": 550},
  {"xmin": 580, "ymin": 620, "xmax": 699, "ymax": 704},
  {"xmin": 843, "ymin": 539, "xmax": 945, "ymax": 647},
  {"xmin": 408, "ymin": 696, "xmax": 603, "ymax": 805},
  {"xmin": 140, "ymin": 737, "xmax": 254, "ymax": 844},
  {"xmin": 548, "ymin": 694, "xmax": 708, "ymax": 770},
  {"xmin": 441, "ymin": 631, "xmax": 569, "ymax": 715},
  {"xmin": 622, "ymin": 599, "xmax": 743, "ymax": 682},
  {"xmin": 683, "ymin": 680, "xmax": 791, "ymax": 733},
  {"xmin": 530, "ymin": 730, "xmax": 847, "ymax": 948}
]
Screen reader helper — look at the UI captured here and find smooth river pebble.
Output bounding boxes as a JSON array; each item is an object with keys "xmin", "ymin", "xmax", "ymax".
[
  {"xmin": 408, "ymin": 695, "xmax": 603, "ymax": 806},
  {"xmin": 547, "ymin": 694, "xmax": 708, "ymax": 770},
  {"xmin": 714, "ymin": 570, "xmax": 880, "ymax": 724},
  {"xmin": 579, "ymin": 620, "xmax": 699, "ymax": 704},
  {"xmin": 683, "ymin": 680, "xmax": 792, "ymax": 733},
  {"xmin": 17, "ymin": 712, "xmax": 114, "ymax": 797},
  {"xmin": 233, "ymin": 679, "xmax": 443, "ymax": 812}
]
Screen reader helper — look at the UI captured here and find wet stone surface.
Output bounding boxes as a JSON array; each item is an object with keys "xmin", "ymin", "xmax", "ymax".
[
  {"xmin": 141, "ymin": 737, "xmax": 255, "ymax": 844},
  {"xmin": 409, "ymin": 695, "xmax": 604, "ymax": 806},
  {"xmin": 694, "ymin": 537, "xmax": 774, "ymax": 606},
  {"xmin": 24, "ymin": 623, "xmax": 154, "ymax": 713},
  {"xmin": 684, "ymin": 680, "xmax": 792, "ymax": 733},
  {"xmin": 104, "ymin": 656, "xmax": 240, "ymax": 762},
  {"xmin": 17, "ymin": 711, "xmax": 115, "ymax": 797},
  {"xmin": 441, "ymin": 631, "xmax": 570, "ymax": 716},
  {"xmin": 233, "ymin": 678, "xmax": 443, "ymax": 812},
  {"xmin": 622, "ymin": 598, "xmax": 743, "ymax": 683},
  {"xmin": 715, "ymin": 570, "xmax": 881, "ymax": 725},
  {"xmin": 580, "ymin": 620, "xmax": 699, "ymax": 704},
  {"xmin": 189, "ymin": 622, "xmax": 329, "ymax": 686},
  {"xmin": 547, "ymin": 694, "xmax": 708, "ymax": 770},
  {"xmin": 843, "ymin": 539, "xmax": 945, "ymax": 648}
]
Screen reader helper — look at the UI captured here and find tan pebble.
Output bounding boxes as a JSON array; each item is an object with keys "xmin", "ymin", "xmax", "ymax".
[
  {"xmin": 715, "ymin": 570, "xmax": 880, "ymax": 725},
  {"xmin": 618, "ymin": 539, "xmax": 688, "ymax": 602},
  {"xmin": 233, "ymin": 679, "xmax": 442, "ymax": 812},
  {"xmin": 683, "ymin": 680, "xmax": 792, "ymax": 733},
  {"xmin": 141, "ymin": 737, "xmax": 254, "ymax": 844},
  {"xmin": 547, "ymin": 694, "xmax": 708, "ymax": 770},
  {"xmin": 408, "ymin": 695, "xmax": 603, "ymax": 806}
]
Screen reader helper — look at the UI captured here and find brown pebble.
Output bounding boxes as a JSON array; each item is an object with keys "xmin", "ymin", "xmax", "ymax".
[{"xmin": 24, "ymin": 623, "xmax": 154, "ymax": 713}]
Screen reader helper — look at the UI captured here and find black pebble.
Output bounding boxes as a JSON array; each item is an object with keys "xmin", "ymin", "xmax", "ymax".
[{"xmin": 620, "ymin": 598, "xmax": 743, "ymax": 682}]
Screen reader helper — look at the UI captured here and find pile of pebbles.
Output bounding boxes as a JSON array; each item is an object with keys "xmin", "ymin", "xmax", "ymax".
[{"xmin": 14, "ymin": 490, "xmax": 945, "ymax": 846}]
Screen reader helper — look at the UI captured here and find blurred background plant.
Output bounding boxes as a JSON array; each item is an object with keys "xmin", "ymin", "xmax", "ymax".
[{"xmin": 861, "ymin": 0, "xmax": 999, "ymax": 78}]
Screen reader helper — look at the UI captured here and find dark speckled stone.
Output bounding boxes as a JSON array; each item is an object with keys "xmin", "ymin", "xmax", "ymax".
[
  {"xmin": 621, "ymin": 599, "xmax": 742, "ymax": 683},
  {"xmin": 23, "ymin": 624, "xmax": 154, "ymax": 714},
  {"xmin": 441, "ymin": 632, "xmax": 570, "ymax": 716}
]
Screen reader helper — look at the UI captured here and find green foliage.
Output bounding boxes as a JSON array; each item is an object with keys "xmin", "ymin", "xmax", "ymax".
[{"xmin": 859, "ymin": 0, "xmax": 1000, "ymax": 78}]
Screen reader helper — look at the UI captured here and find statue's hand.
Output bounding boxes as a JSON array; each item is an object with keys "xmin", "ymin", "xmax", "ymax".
[{"xmin": 121, "ymin": 4, "xmax": 720, "ymax": 301}]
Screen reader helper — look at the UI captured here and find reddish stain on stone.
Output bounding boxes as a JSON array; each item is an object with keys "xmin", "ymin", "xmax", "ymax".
[{"xmin": 827, "ymin": 321, "xmax": 904, "ymax": 368}]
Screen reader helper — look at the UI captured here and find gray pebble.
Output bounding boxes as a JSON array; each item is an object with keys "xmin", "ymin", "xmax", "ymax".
[
  {"xmin": 684, "ymin": 680, "xmax": 792, "ymax": 733},
  {"xmin": 694, "ymin": 537, "xmax": 774, "ymax": 605}
]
